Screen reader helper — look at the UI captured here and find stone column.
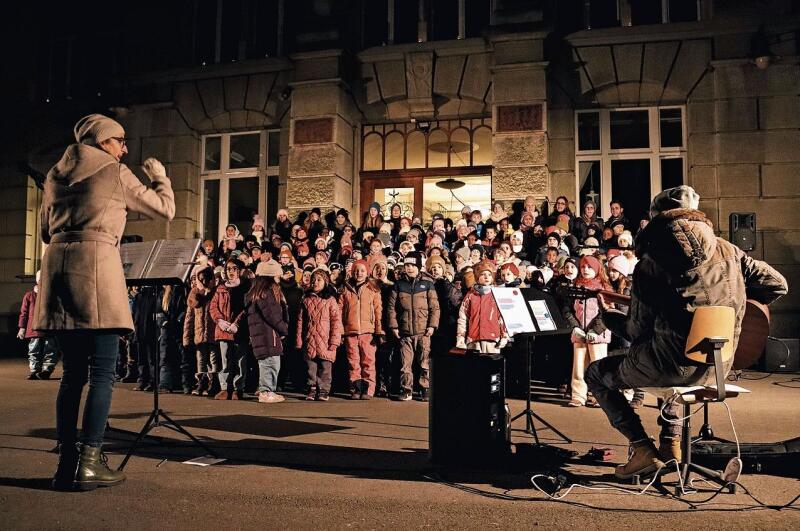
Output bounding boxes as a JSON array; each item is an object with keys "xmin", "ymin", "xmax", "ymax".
[
  {"xmin": 490, "ymin": 32, "xmax": 550, "ymax": 207},
  {"xmin": 285, "ymin": 50, "xmax": 359, "ymax": 218}
]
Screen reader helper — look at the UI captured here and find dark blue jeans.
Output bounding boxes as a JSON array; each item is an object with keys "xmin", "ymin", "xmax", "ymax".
[
  {"xmin": 585, "ymin": 341, "xmax": 707, "ymax": 442},
  {"xmin": 56, "ymin": 333, "xmax": 119, "ymax": 448}
]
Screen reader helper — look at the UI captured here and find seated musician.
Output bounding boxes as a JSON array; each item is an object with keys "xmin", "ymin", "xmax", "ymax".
[{"xmin": 585, "ymin": 186, "xmax": 788, "ymax": 479}]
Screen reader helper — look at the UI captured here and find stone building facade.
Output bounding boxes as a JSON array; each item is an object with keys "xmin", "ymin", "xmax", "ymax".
[{"xmin": 1, "ymin": 0, "xmax": 798, "ymax": 342}]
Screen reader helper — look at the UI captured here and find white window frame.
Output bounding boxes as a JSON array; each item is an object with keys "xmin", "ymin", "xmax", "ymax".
[
  {"xmin": 200, "ymin": 130, "xmax": 281, "ymax": 242},
  {"xmin": 574, "ymin": 106, "xmax": 687, "ymax": 220}
]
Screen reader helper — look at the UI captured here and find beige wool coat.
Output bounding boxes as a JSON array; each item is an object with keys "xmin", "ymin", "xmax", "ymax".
[{"xmin": 34, "ymin": 144, "xmax": 175, "ymax": 333}]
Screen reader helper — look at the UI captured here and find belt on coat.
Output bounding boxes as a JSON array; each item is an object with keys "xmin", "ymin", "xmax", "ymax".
[{"xmin": 50, "ymin": 230, "xmax": 119, "ymax": 246}]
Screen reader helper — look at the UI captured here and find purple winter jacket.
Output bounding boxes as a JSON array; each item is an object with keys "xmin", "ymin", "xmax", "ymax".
[{"xmin": 247, "ymin": 293, "xmax": 289, "ymax": 360}]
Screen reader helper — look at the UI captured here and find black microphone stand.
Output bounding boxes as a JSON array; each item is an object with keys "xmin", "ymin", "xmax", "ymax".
[{"xmin": 118, "ymin": 285, "xmax": 217, "ymax": 470}]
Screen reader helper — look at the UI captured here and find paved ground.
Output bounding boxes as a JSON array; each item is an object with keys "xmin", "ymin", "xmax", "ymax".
[{"xmin": 0, "ymin": 357, "xmax": 798, "ymax": 530}]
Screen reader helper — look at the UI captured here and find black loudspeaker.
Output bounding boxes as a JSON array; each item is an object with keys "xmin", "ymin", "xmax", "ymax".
[
  {"xmin": 760, "ymin": 338, "xmax": 800, "ymax": 373},
  {"xmin": 429, "ymin": 352, "xmax": 510, "ymax": 466},
  {"xmin": 729, "ymin": 212, "xmax": 756, "ymax": 251}
]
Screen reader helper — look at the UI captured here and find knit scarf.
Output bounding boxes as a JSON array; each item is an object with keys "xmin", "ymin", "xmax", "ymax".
[
  {"xmin": 473, "ymin": 284, "xmax": 492, "ymax": 295},
  {"xmin": 574, "ymin": 274, "xmax": 607, "ymax": 291}
]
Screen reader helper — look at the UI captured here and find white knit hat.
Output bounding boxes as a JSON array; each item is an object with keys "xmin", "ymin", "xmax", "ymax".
[
  {"xmin": 255, "ymin": 260, "xmax": 282, "ymax": 277},
  {"xmin": 74, "ymin": 114, "xmax": 125, "ymax": 145},
  {"xmin": 608, "ymin": 255, "xmax": 632, "ymax": 277}
]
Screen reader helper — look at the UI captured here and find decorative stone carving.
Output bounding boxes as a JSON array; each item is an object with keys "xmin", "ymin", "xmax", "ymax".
[
  {"xmin": 493, "ymin": 133, "xmax": 547, "ymax": 167},
  {"xmin": 294, "ymin": 118, "xmax": 334, "ymax": 145},
  {"xmin": 492, "ymin": 166, "xmax": 549, "ymax": 198},
  {"xmin": 286, "ymin": 176, "xmax": 336, "ymax": 207},
  {"xmin": 496, "ymin": 104, "xmax": 543, "ymax": 132},
  {"xmin": 288, "ymin": 145, "xmax": 337, "ymax": 176},
  {"xmin": 405, "ymin": 52, "xmax": 434, "ymax": 118}
]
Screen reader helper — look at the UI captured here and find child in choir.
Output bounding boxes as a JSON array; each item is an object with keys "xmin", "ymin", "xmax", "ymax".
[
  {"xmin": 296, "ymin": 270, "xmax": 343, "ymax": 401},
  {"xmin": 456, "ymin": 260, "xmax": 509, "ymax": 354}
]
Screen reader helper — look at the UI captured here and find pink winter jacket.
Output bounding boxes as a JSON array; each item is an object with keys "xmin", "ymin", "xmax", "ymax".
[
  {"xmin": 571, "ymin": 297, "xmax": 611, "ymax": 345},
  {"xmin": 296, "ymin": 288, "xmax": 343, "ymax": 361}
]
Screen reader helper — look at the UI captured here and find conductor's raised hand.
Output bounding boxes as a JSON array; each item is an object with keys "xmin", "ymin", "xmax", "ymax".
[{"xmin": 142, "ymin": 158, "xmax": 167, "ymax": 181}]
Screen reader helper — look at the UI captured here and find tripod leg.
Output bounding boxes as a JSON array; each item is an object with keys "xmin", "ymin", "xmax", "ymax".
[
  {"xmin": 528, "ymin": 411, "xmax": 572, "ymax": 444},
  {"xmin": 118, "ymin": 409, "xmax": 159, "ymax": 471},
  {"xmin": 157, "ymin": 410, "xmax": 218, "ymax": 458}
]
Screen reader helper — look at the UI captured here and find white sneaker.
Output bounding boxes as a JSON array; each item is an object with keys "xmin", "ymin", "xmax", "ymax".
[{"xmin": 258, "ymin": 391, "xmax": 285, "ymax": 404}]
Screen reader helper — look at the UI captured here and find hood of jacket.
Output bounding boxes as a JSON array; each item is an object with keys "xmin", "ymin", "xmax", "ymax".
[
  {"xmin": 48, "ymin": 144, "xmax": 118, "ymax": 186},
  {"xmin": 635, "ymin": 208, "xmax": 717, "ymax": 275}
]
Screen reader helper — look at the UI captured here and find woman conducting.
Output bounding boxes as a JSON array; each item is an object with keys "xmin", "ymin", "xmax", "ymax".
[{"xmin": 35, "ymin": 114, "xmax": 175, "ymax": 491}]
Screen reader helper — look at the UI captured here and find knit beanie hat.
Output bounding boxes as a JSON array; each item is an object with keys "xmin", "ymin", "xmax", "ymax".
[
  {"xmin": 74, "ymin": 114, "xmax": 125, "ymax": 145},
  {"xmin": 547, "ymin": 232, "xmax": 562, "ymax": 245},
  {"xmin": 608, "ymin": 255, "xmax": 632, "ymax": 277},
  {"xmin": 425, "ymin": 255, "xmax": 446, "ymax": 272},
  {"xmin": 352, "ymin": 259, "xmax": 370, "ymax": 272},
  {"xmin": 617, "ymin": 230, "xmax": 634, "ymax": 247},
  {"xmin": 252, "ymin": 214, "xmax": 265, "ymax": 229},
  {"xmin": 649, "ymin": 185, "xmax": 700, "ymax": 218},
  {"xmin": 454, "ymin": 245, "xmax": 471, "ymax": 263},
  {"xmin": 500, "ymin": 262, "xmax": 519, "ymax": 277},
  {"xmin": 473, "ymin": 259, "xmax": 496, "ymax": 279},
  {"xmin": 403, "ymin": 251, "xmax": 423, "ymax": 269},
  {"xmin": 579, "ymin": 255, "xmax": 602, "ymax": 276},
  {"xmin": 255, "ymin": 260, "xmax": 282, "ymax": 277},
  {"xmin": 368, "ymin": 254, "xmax": 388, "ymax": 270},
  {"xmin": 336, "ymin": 208, "xmax": 349, "ymax": 218},
  {"xmin": 369, "ymin": 201, "xmax": 381, "ymax": 213},
  {"xmin": 555, "ymin": 219, "xmax": 570, "ymax": 233}
]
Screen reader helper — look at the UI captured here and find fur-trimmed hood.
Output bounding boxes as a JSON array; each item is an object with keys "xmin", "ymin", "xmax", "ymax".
[{"xmin": 635, "ymin": 208, "xmax": 717, "ymax": 274}]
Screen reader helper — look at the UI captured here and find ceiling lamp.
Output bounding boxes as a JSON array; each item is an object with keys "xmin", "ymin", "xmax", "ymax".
[{"xmin": 436, "ymin": 178, "xmax": 465, "ymax": 190}]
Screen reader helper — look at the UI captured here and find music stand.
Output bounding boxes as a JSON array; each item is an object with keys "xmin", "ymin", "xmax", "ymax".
[
  {"xmin": 506, "ymin": 288, "xmax": 573, "ymax": 444},
  {"xmin": 116, "ymin": 239, "xmax": 218, "ymax": 470}
]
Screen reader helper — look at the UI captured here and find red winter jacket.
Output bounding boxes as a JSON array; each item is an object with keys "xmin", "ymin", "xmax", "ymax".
[
  {"xmin": 456, "ymin": 287, "xmax": 507, "ymax": 343},
  {"xmin": 209, "ymin": 280, "xmax": 250, "ymax": 342},
  {"xmin": 296, "ymin": 287, "xmax": 343, "ymax": 361},
  {"xmin": 19, "ymin": 290, "xmax": 43, "ymax": 339}
]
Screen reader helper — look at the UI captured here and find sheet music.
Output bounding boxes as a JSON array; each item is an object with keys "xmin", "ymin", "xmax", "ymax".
[
  {"xmin": 491, "ymin": 287, "xmax": 536, "ymax": 336},
  {"xmin": 119, "ymin": 241, "xmax": 158, "ymax": 280},
  {"xmin": 529, "ymin": 299, "xmax": 557, "ymax": 332},
  {"xmin": 143, "ymin": 239, "xmax": 201, "ymax": 282}
]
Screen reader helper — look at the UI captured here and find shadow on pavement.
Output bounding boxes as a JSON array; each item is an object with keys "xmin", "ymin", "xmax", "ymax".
[{"xmin": 0, "ymin": 477, "xmax": 55, "ymax": 491}]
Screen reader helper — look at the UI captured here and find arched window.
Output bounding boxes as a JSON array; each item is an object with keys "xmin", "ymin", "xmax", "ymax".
[
  {"xmin": 427, "ymin": 128, "xmax": 448, "ymax": 168},
  {"xmin": 449, "ymin": 127, "xmax": 471, "ymax": 167},
  {"xmin": 406, "ymin": 130, "xmax": 426, "ymax": 168},
  {"xmin": 363, "ymin": 133, "xmax": 383, "ymax": 170},
  {"xmin": 385, "ymin": 131, "xmax": 404, "ymax": 169},
  {"xmin": 472, "ymin": 126, "xmax": 492, "ymax": 166}
]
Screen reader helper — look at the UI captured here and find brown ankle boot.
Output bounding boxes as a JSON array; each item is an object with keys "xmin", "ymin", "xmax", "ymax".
[
  {"xmin": 658, "ymin": 436, "xmax": 682, "ymax": 464},
  {"xmin": 615, "ymin": 439, "xmax": 665, "ymax": 479}
]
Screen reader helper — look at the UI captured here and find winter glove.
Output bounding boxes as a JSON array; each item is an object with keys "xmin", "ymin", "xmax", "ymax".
[
  {"xmin": 217, "ymin": 319, "xmax": 231, "ymax": 331},
  {"xmin": 142, "ymin": 158, "xmax": 167, "ymax": 181},
  {"xmin": 571, "ymin": 327, "xmax": 587, "ymax": 342},
  {"xmin": 226, "ymin": 323, "xmax": 238, "ymax": 335},
  {"xmin": 497, "ymin": 338, "xmax": 508, "ymax": 350},
  {"xmin": 455, "ymin": 336, "xmax": 467, "ymax": 350},
  {"xmin": 16, "ymin": 328, "xmax": 25, "ymax": 340},
  {"xmin": 586, "ymin": 331, "xmax": 599, "ymax": 343}
]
